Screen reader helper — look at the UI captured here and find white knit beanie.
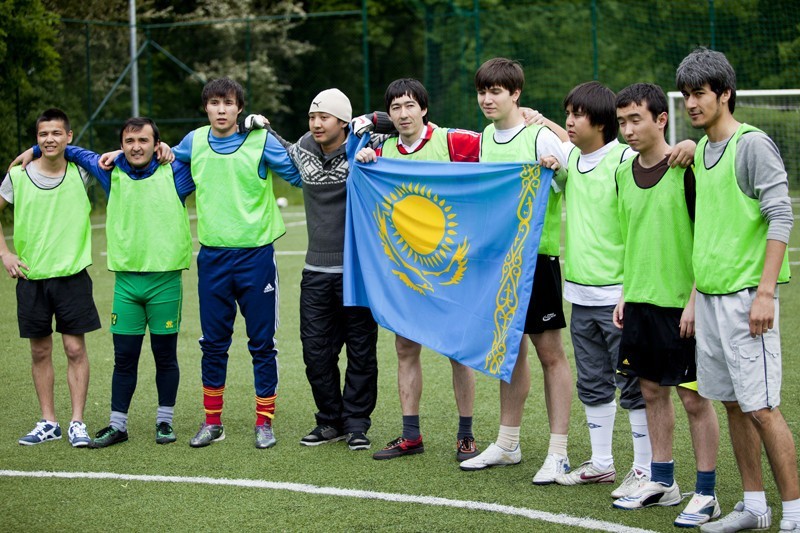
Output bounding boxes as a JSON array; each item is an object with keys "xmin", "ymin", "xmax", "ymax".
[{"xmin": 309, "ymin": 88, "xmax": 352, "ymax": 122}]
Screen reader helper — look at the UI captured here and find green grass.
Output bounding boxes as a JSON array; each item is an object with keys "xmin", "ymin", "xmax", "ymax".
[{"xmin": 0, "ymin": 204, "xmax": 798, "ymax": 532}]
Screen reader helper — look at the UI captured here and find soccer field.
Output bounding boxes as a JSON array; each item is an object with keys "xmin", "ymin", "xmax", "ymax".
[{"xmin": 1, "ymin": 204, "xmax": 798, "ymax": 532}]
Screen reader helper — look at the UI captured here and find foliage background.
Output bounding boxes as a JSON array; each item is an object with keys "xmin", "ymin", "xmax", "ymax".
[{"xmin": 3, "ymin": 0, "xmax": 800, "ymax": 153}]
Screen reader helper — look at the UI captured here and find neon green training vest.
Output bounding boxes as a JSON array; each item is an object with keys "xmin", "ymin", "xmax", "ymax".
[
  {"xmin": 106, "ymin": 164, "xmax": 192, "ymax": 272},
  {"xmin": 480, "ymin": 123, "xmax": 562, "ymax": 257},
  {"xmin": 9, "ymin": 163, "xmax": 92, "ymax": 280},
  {"xmin": 616, "ymin": 156, "xmax": 694, "ymax": 307},
  {"xmin": 380, "ymin": 128, "xmax": 450, "ymax": 161},
  {"xmin": 191, "ymin": 127, "xmax": 285, "ymax": 247},
  {"xmin": 693, "ymin": 124, "xmax": 790, "ymax": 294},
  {"xmin": 564, "ymin": 144, "xmax": 626, "ymax": 286}
]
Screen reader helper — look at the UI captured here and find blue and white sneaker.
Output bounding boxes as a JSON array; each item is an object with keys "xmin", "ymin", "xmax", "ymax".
[
  {"xmin": 674, "ymin": 493, "xmax": 721, "ymax": 527},
  {"xmin": 68, "ymin": 421, "xmax": 91, "ymax": 447},
  {"xmin": 19, "ymin": 420, "xmax": 62, "ymax": 445},
  {"xmin": 613, "ymin": 480, "xmax": 682, "ymax": 510}
]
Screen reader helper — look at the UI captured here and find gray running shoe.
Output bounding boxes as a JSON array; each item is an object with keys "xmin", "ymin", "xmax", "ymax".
[
  {"xmin": 255, "ymin": 424, "xmax": 276, "ymax": 449},
  {"xmin": 189, "ymin": 423, "xmax": 225, "ymax": 448},
  {"xmin": 700, "ymin": 501, "xmax": 771, "ymax": 533}
]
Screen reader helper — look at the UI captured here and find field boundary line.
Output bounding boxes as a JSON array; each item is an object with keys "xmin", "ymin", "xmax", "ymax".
[{"xmin": 0, "ymin": 469, "xmax": 656, "ymax": 533}]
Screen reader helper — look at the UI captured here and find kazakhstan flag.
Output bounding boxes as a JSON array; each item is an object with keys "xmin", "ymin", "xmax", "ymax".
[{"xmin": 344, "ymin": 151, "xmax": 553, "ymax": 383}]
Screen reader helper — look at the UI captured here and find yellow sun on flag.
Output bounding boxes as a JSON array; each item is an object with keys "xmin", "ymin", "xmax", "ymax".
[
  {"xmin": 374, "ymin": 182, "xmax": 470, "ymax": 295},
  {"xmin": 382, "ymin": 183, "xmax": 458, "ymax": 268}
]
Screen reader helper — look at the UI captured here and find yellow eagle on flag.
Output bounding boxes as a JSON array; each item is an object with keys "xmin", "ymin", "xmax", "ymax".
[{"xmin": 373, "ymin": 182, "xmax": 469, "ymax": 295}]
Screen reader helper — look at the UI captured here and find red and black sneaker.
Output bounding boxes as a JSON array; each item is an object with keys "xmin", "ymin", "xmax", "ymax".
[
  {"xmin": 456, "ymin": 436, "xmax": 479, "ymax": 462},
  {"xmin": 372, "ymin": 435, "xmax": 424, "ymax": 460}
]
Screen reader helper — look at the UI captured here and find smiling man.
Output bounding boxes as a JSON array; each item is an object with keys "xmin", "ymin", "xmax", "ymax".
[
  {"xmin": 0, "ymin": 108, "xmax": 100, "ymax": 448},
  {"xmin": 31, "ymin": 118, "xmax": 193, "ymax": 449},
  {"xmin": 172, "ymin": 77, "xmax": 302, "ymax": 449},
  {"xmin": 356, "ymin": 78, "xmax": 483, "ymax": 462},
  {"xmin": 676, "ymin": 48, "xmax": 799, "ymax": 533},
  {"xmin": 251, "ymin": 89, "xmax": 383, "ymax": 452},
  {"xmin": 459, "ymin": 58, "xmax": 574, "ymax": 487}
]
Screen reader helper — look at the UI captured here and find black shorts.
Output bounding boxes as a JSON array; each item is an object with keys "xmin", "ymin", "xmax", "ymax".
[
  {"xmin": 524, "ymin": 255, "xmax": 567, "ymax": 334},
  {"xmin": 16, "ymin": 269, "xmax": 102, "ymax": 338},
  {"xmin": 617, "ymin": 302, "xmax": 696, "ymax": 386}
]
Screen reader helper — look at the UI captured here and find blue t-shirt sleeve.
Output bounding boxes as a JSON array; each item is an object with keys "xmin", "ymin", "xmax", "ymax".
[
  {"xmin": 262, "ymin": 134, "xmax": 302, "ymax": 188},
  {"xmin": 62, "ymin": 145, "xmax": 112, "ymax": 196},
  {"xmin": 173, "ymin": 131, "xmax": 195, "ymax": 163},
  {"xmin": 171, "ymin": 160, "xmax": 195, "ymax": 204}
]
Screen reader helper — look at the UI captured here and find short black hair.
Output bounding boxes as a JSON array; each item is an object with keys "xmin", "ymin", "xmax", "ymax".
[
  {"xmin": 384, "ymin": 78, "xmax": 429, "ymax": 124},
  {"xmin": 119, "ymin": 117, "xmax": 160, "ymax": 145},
  {"xmin": 35, "ymin": 108, "xmax": 71, "ymax": 134},
  {"xmin": 615, "ymin": 83, "xmax": 668, "ymax": 122},
  {"xmin": 675, "ymin": 47, "xmax": 736, "ymax": 113},
  {"xmin": 201, "ymin": 77, "xmax": 245, "ymax": 110},
  {"xmin": 563, "ymin": 81, "xmax": 618, "ymax": 144},
  {"xmin": 474, "ymin": 57, "xmax": 524, "ymax": 96}
]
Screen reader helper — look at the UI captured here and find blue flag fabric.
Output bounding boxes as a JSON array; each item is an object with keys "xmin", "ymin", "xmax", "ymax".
[{"xmin": 343, "ymin": 152, "xmax": 553, "ymax": 383}]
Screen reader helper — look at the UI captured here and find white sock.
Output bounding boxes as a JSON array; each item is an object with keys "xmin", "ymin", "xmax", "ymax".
[
  {"xmin": 496, "ymin": 425, "xmax": 520, "ymax": 451},
  {"xmin": 585, "ymin": 400, "xmax": 616, "ymax": 470},
  {"xmin": 743, "ymin": 491, "xmax": 768, "ymax": 515},
  {"xmin": 782, "ymin": 497, "xmax": 800, "ymax": 522},
  {"xmin": 547, "ymin": 433, "xmax": 568, "ymax": 457},
  {"xmin": 628, "ymin": 408, "xmax": 651, "ymax": 476}
]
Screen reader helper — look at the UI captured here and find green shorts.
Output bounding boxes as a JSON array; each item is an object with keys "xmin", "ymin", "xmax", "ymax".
[{"xmin": 111, "ymin": 271, "xmax": 183, "ymax": 335}]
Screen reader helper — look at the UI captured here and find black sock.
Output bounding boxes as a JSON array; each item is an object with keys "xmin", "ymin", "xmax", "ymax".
[
  {"xmin": 457, "ymin": 416, "xmax": 473, "ymax": 440},
  {"xmin": 402, "ymin": 415, "xmax": 421, "ymax": 440}
]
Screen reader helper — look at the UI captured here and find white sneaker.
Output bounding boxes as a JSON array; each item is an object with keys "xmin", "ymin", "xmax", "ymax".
[
  {"xmin": 68, "ymin": 421, "xmax": 91, "ymax": 448},
  {"xmin": 700, "ymin": 502, "xmax": 771, "ymax": 533},
  {"xmin": 675, "ymin": 493, "xmax": 721, "ymax": 527},
  {"xmin": 459, "ymin": 442, "xmax": 521, "ymax": 471},
  {"xmin": 532, "ymin": 453, "xmax": 570, "ymax": 485},
  {"xmin": 610, "ymin": 467, "xmax": 649, "ymax": 498},
  {"xmin": 613, "ymin": 481, "xmax": 681, "ymax": 510},
  {"xmin": 780, "ymin": 519, "xmax": 800, "ymax": 532},
  {"xmin": 554, "ymin": 460, "xmax": 616, "ymax": 486}
]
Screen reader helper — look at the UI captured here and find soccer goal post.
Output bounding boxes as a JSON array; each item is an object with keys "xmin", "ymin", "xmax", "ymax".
[{"xmin": 667, "ymin": 89, "xmax": 800, "ymax": 184}]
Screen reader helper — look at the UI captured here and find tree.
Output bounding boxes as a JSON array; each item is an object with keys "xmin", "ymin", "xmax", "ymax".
[{"xmin": 0, "ymin": 0, "xmax": 62, "ymax": 169}]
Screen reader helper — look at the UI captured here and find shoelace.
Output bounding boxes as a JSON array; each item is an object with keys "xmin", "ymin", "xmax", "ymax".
[
  {"xmin": 28, "ymin": 421, "xmax": 49, "ymax": 437},
  {"xmin": 70, "ymin": 423, "xmax": 88, "ymax": 439},
  {"xmin": 458, "ymin": 437, "xmax": 475, "ymax": 450},
  {"xmin": 97, "ymin": 426, "xmax": 117, "ymax": 439}
]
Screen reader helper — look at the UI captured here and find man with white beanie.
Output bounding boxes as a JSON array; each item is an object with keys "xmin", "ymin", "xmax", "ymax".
[{"xmin": 248, "ymin": 89, "xmax": 391, "ymax": 451}]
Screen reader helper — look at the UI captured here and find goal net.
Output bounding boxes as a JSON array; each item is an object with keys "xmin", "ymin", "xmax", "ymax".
[{"xmin": 667, "ymin": 89, "xmax": 800, "ymax": 185}]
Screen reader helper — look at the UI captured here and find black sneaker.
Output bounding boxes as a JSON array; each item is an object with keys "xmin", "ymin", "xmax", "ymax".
[
  {"xmin": 300, "ymin": 425, "xmax": 345, "ymax": 446},
  {"xmin": 155, "ymin": 422, "xmax": 177, "ymax": 444},
  {"xmin": 89, "ymin": 425, "xmax": 128, "ymax": 448},
  {"xmin": 347, "ymin": 432, "xmax": 371, "ymax": 451}
]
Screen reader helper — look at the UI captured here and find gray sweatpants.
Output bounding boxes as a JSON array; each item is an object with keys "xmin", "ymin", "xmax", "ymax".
[{"xmin": 570, "ymin": 303, "xmax": 644, "ymax": 409}]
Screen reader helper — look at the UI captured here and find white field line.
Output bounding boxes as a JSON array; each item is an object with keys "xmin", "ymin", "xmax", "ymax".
[{"xmin": 0, "ymin": 469, "xmax": 656, "ymax": 533}]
